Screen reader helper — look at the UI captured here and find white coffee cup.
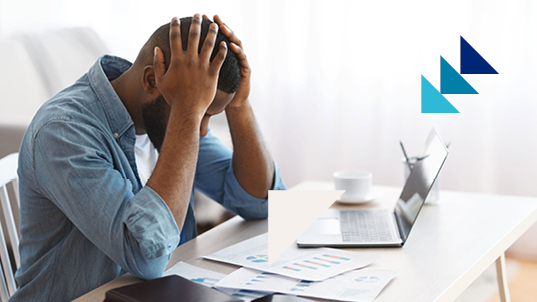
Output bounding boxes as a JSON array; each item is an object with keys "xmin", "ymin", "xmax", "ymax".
[{"xmin": 333, "ymin": 170, "xmax": 373, "ymax": 201}]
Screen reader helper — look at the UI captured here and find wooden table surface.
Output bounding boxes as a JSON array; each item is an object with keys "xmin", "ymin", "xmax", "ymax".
[{"xmin": 73, "ymin": 181, "xmax": 537, "ymax": 302}]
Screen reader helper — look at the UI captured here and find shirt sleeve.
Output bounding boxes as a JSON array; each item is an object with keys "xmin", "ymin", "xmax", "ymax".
[
  {"xmin": 33, "ymin": 120, "xmax": 180, "ymax": 280},
  {"xmin": 194, "ymin": 130, "xmax": 286, "ymax": 220}
]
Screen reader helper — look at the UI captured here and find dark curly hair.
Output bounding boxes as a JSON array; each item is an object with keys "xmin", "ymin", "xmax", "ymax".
[{"xmin": 140, "ymin": 17, "xmax": 241, "ymax": 93}]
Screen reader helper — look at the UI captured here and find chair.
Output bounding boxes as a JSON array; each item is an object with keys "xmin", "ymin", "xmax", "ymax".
[{"xmin": 0, "ymin": 153, "xmax": 20, "ymax": 300}]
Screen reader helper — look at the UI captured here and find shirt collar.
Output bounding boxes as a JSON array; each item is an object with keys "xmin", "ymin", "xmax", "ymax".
[{"xmin": 88, "ymin": 55, "xmax": 134, "ymax": 138}]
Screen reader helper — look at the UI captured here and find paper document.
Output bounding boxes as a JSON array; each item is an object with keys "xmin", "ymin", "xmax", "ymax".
[
  {"xmin": 163, "ymin": 262, "xmax": 269, "ymax": 301},
  {"xmin": 163, "ymin": 261, "xmax": 226, "ymax": 286},
  {"xmin": 216, "ymin": 267, "xmax": 396, "ymax": 302},
  {"xmin": 204, "ymin": 233, "xmax": 377, "ymax": 281}
]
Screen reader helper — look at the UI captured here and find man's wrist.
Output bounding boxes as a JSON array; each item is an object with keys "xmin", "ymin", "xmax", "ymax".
[
  {"xmin": 170, "ymin": 106, "xmax": 204, "ymax": 126},
  {"xmin": 226, "ymin": 100, "xmax": 251, "ymax": 116}
]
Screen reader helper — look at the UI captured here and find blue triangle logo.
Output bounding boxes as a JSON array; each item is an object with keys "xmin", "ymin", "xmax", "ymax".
[
  {"xmin": 440, "ymin": 56, "xmax": 478, "ymax": 94},
  {"xmin": 421, "ymin": 75, "xmax": 459, "ymax": 113},
  {"xmin": 460, "ymin": 36, "xmax": 498, "ymax": 74}
]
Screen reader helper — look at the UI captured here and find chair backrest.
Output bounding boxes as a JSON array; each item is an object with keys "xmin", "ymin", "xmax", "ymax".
[{"xmin": 0, "ymin": 153, "xmax": 20, "ymax": 300}]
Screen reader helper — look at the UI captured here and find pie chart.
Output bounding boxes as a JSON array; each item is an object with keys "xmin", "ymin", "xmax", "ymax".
[{"xmin": 246, "ymin": 254, "xmax": 268, "ymax": 263}]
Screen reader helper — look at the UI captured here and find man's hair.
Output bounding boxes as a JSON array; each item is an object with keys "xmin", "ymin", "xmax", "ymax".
[{"xmin": 139, "ymin": 17, "xmax": 241, "ymax": 93}]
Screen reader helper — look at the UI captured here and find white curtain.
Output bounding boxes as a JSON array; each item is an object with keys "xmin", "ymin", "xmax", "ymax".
[{"xmin": 2, "ymin": 0, "xmax": 537, "ymax": 256}]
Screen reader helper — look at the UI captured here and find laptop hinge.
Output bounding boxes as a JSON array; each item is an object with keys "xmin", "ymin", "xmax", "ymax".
[{"xmin": 394, "ymin": 211, "xmax": 407, "ymax": 243}]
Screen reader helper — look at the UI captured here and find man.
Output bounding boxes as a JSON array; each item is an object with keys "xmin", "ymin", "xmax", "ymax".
[{"xmin": 12, "ymin": 14, "xmax": 285, "ymax": 302}]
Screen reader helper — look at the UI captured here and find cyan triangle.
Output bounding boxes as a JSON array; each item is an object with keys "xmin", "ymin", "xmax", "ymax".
[
  {"xmin": 460, "ymin": 36, "xmax": 498, "ymax": 74},
  {"xmin": 440, "ymin": 56, "xmax": 478, "ymax": 94},
  {"xmin": 421, "ymin": 75, "xmax": 459, "ymax": 113}
]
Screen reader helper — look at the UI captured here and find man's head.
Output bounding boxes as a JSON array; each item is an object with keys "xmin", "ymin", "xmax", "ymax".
[{"xmin": 134, "ymin": 17, "xmax": 241, "ymax": 151}]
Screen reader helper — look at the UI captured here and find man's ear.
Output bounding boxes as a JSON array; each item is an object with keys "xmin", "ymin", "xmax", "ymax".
[{"xmin": 142, "ymin": 65, "xmax": 158, "ymax": 94}]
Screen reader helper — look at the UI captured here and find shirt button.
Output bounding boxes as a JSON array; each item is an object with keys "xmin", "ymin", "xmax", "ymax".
[{"xmin": 113, "ymin": 133, "xmax": 119, "ymax": 138}]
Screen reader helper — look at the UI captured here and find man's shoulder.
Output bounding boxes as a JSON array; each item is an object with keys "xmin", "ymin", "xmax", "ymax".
[
  {"xmin": 18, "ymin": 77, "xmax": 112, "ymax": 184},
  {"xmin": 28, "ymin": 78, "xmax": 107, "ymax": 139}
]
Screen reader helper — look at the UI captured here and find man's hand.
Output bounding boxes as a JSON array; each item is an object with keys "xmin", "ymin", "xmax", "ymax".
[
  {"xmin": 203, "ymin": 14, "xmax": 275, "ymax": 199},
  {"xmin": 153, "ymin": 15, "xmax": 227, "ymax": 117},
  {"xmin": 147, "ymin": 14, "xmax": 228, "ymax": 230},
  {"xmin": 211, "ymin": 14, "xmax": 251, "ymax": 109}
]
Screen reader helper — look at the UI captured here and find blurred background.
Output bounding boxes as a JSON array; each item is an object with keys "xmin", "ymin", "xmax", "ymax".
[{"xmin": 0, "ymin": 0, "xmax": 536, "ymax": 300}]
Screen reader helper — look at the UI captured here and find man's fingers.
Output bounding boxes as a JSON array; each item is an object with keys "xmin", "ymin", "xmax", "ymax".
[
  {"xmin": 229, "ymin": 42, "xmax": 249, "ymax": 70},
  {"xmin": 169, "ymin": 17, "xmax": 182, "ymax": 55},
  {"xmin": 213, "ymin": 15, "xmax": 243, "ymax": 49},
  {"xmin": 213, "ymin": 15, "xmax": 225, "ymax": 27},
  {"xmin": 153, "ymin": 46, "xmax": 166, "ymax": 84},
  {"xmin": 188, "ymin": 14, "xmax": 202, "ymax": 55},
  {"xmin": 202, "ymin": 14, "xmax": 211, "ymax": 21},
  {"xmin": 210, "ymin": 41, "xmax": 227, "ymax": 75},
  {"xmin": 200, "ymin": 23, "xmax": 219, "ymax": 62}
]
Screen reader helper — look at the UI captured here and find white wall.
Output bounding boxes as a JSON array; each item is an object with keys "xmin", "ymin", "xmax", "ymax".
[{"xmin": 1, "ymin": 0, "xmax": 536, "ymax": 256}]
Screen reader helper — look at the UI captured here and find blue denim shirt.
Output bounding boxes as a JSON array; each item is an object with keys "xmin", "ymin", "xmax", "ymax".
[{"xmin": 11, "ymin": 55, "xmax": 286, "ymax": 302}]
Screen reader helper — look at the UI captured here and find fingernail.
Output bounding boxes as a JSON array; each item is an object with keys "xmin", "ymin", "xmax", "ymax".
[{"xmin": 154, "ymin": 47, "xmax": 157, "ymax": 56}]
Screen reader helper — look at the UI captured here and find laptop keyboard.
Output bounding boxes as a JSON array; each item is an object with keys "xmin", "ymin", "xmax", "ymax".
[{"xmin": 340, "ymin": 210, "xmax": 395, "ymax": 242}]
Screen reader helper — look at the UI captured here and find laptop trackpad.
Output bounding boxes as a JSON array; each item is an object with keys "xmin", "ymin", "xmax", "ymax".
[{"xmin": 307, "ymin": 218, "xmax": 341, "ymax": 235}]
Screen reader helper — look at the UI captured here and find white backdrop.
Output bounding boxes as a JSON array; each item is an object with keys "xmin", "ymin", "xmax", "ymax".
[{"xmin": 1, "ymin": 0, "xmax": 537, "ymax": 256}]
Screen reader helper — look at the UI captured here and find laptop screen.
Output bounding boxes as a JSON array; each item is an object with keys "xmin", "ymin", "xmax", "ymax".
[{"xmin": 394, "ymin": 129, "xmax": 449, "ymax": 243}]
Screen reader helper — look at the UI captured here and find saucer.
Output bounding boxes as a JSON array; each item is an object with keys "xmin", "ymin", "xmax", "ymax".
[{"xmin": 336, "ymin": 190, "xmax": 380, "ymax": 205}]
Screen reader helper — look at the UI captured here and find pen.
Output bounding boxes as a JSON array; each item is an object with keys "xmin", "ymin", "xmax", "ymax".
[{"xmin": 400, "ymin": 141, "xmax": 413, "ymax": 171}]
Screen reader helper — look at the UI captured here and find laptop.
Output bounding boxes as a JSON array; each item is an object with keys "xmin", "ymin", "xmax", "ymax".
[{"xmin": 297, "ymin": 129, "xmax": 449, "ymax": 247}]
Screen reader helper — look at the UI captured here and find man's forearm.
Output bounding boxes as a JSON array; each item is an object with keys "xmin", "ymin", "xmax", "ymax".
[
  {"xmin": 146, "ymin": 110, "xmax": 202, "ymax": 229},
  {"xmin": 226, "ymin": 102, "xmax": 274, "ymax": 199},
  {"xmin": 147, "ymin": 14, "xmax": 228, "ymax": 229}
]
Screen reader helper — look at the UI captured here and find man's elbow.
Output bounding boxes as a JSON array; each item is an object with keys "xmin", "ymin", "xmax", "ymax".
[
  {"xmin": 128, "ymin": 253, "xmax": 170, "ymax": 280},
  {"xmin": 235, "ymin": 202, "xmax": 268, "ymax": 220},
  {"xmin": 137, "ymin": 268, "xmax": 165, "ymax": 280},
  {"xmin": 122, "ymin": 236, "xmax": 175, "ymax": 280}
]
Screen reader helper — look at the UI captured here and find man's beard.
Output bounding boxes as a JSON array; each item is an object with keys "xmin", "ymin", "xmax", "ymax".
[{"xmin": 141, "ymin": 95, "xmax": 168, "ymax": 152}]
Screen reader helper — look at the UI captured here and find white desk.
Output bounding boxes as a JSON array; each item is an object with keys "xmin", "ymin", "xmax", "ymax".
[{"xmin": 74, "ymin": 181, "xmax": 537, "ymax": 302}]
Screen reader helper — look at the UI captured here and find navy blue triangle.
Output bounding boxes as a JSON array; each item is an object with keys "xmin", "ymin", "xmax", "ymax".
[{"xmin": 460, "ymin": 36, "xmax": 498, "ymax": 74}]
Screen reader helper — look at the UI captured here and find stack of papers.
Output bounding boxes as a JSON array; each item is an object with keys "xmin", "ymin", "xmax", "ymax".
[
  {"xmin": 205, "ymin": 233, "xmax": 395, "ymax": 302},
  {"xmin": 216, "ymin": 267, "xmax": 396, "ymax": 302},
  {"xmin": 165, "ymin": 233, "xmax": 395, "ymax": 302}
]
